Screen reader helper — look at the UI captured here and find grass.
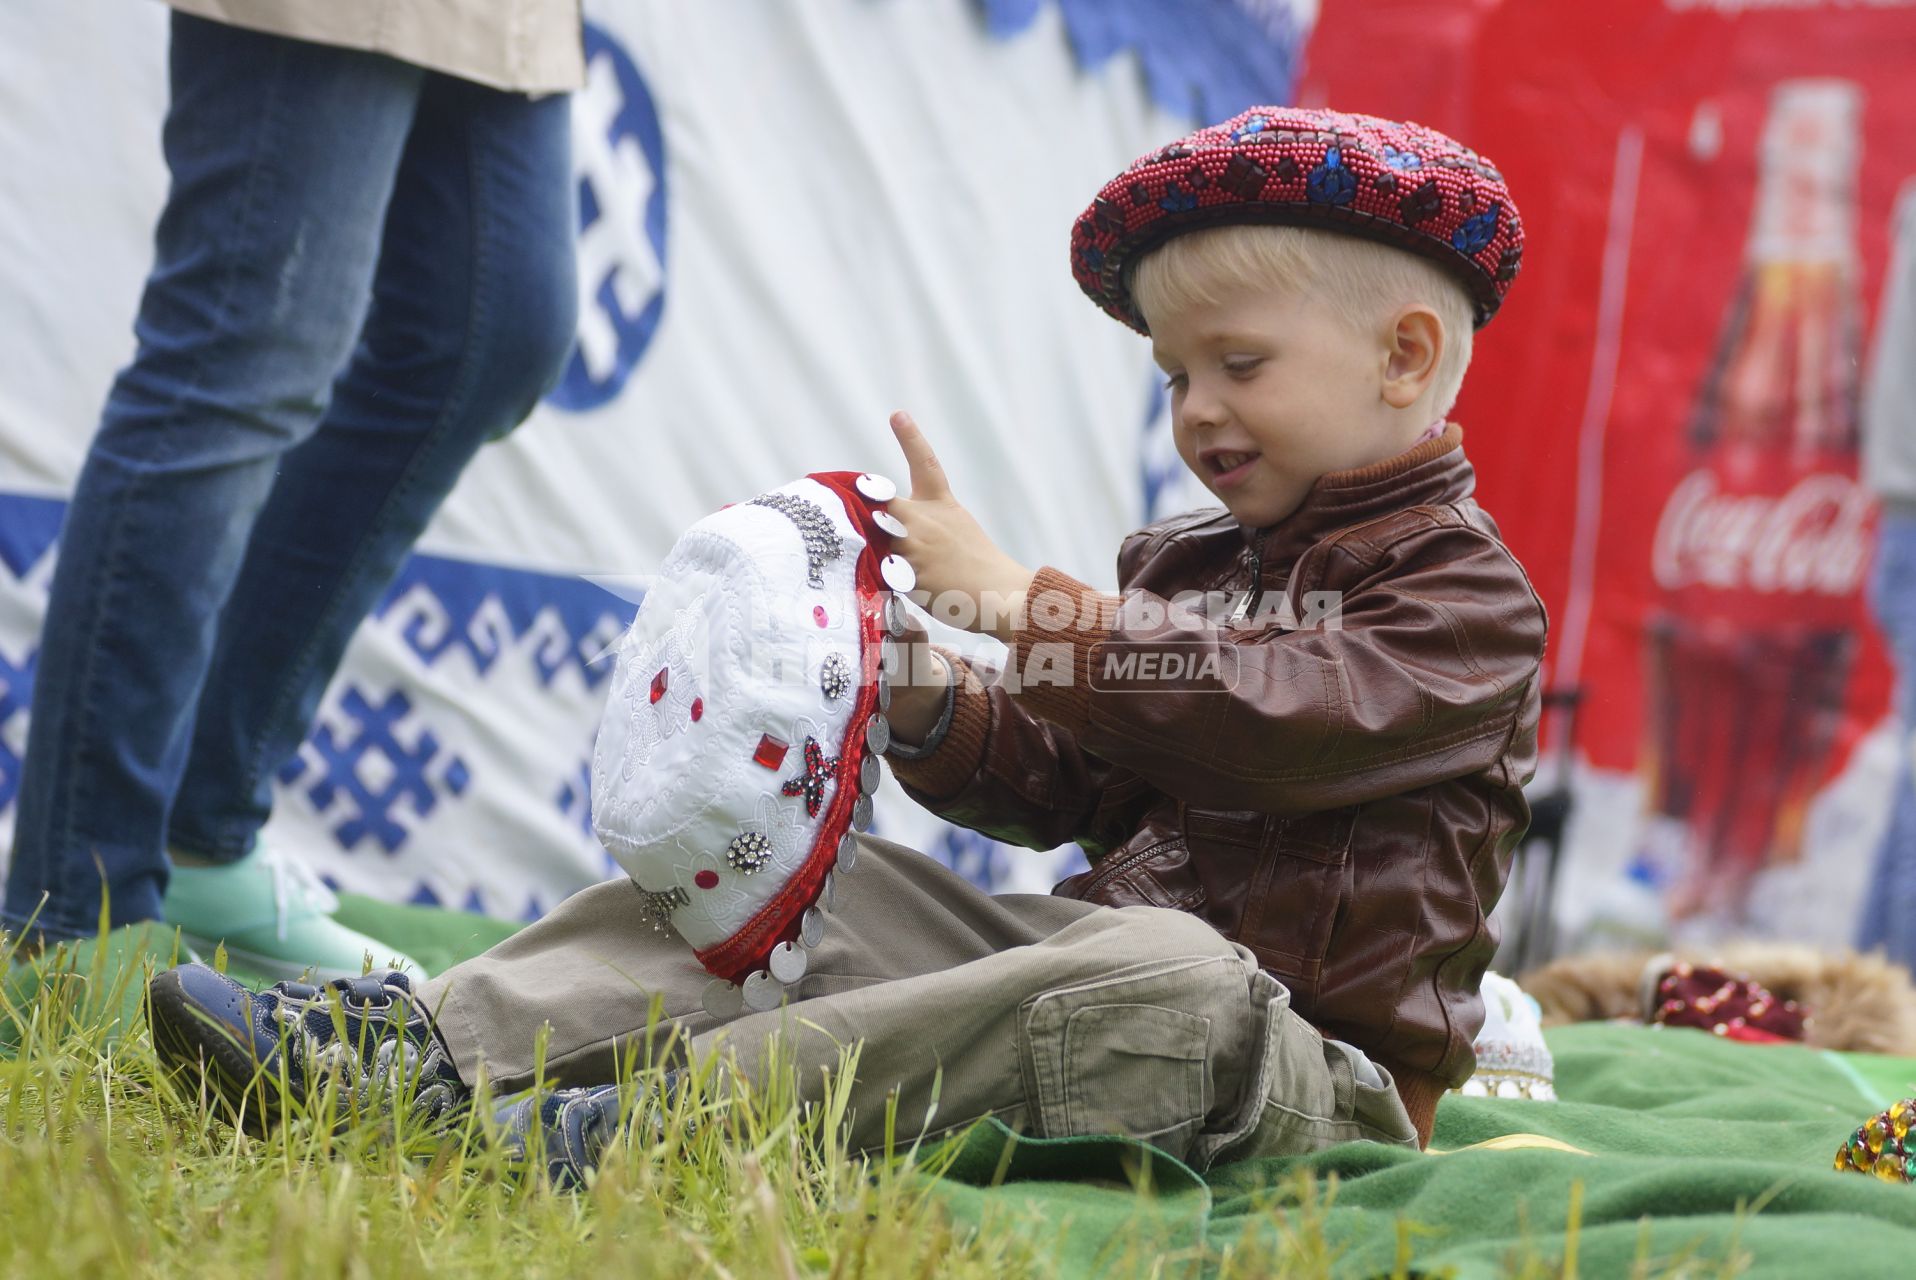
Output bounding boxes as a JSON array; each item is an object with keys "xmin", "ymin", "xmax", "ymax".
[
  {"xmin": 0, "ymin": 925, "xmax": 1757, "ymax": 1280},
  {"xmin": 1, "ymin": 929, "xmax": 1052, "ymax": 1279}
]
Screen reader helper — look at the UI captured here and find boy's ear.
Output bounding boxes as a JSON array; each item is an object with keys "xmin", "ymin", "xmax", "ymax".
[{"xmin": 1380, "ymin": 305, "xmax": 1444, "ymax": 409}]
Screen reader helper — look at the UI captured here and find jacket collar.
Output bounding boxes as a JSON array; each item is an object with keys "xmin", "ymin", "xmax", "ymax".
[{"xmin": 1243, "ymin": 422, "xmax": 1476, "ymax": 565}]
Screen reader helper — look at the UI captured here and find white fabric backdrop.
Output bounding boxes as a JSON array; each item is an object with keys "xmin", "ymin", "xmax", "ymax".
[{"xmin": 0, "ymin": 1, "xmax": 1299, "ymax": 919}]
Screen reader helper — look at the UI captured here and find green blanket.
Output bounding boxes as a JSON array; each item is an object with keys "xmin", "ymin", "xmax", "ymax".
[
  {"xmin": 336, "ymin": 895, "xmax": 1916, "ymax": 1277},
  {"xmin": 929, "ymin": 1024, "xmax": 1916, "ymax": 1277}
]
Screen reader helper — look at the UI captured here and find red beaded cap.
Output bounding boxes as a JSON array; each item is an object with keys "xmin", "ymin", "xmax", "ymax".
[{"xmin": 1070, "ymin": 106, "xmax": 1524, "ymax": 333}]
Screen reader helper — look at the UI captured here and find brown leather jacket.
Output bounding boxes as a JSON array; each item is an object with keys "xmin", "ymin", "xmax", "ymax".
[{"xmin": 886, "ymin": 425, "xmax": 1547, "ymax": 1144}]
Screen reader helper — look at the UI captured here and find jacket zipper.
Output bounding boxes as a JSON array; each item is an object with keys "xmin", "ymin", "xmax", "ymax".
[
  {"xmin": 1226, "ymin": 529, "xmax": 1269, "ymax": 626},
  {"xmin": 1079, "ymin": 836, "xmax": 1182, "ymax": 897}
]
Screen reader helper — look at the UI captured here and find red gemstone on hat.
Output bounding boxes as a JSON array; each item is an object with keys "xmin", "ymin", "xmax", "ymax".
[
  {"xmin": 649, "ymin": 668, "xmax": 668, "ymax": 704},
  {"xmin": 753, "ymin": 734, "xmax": 789, "ymax": 770},
  {"xmin": 814, "ymin": 605, "xmax": 829, "ymax": 628},
  {"xmin": 690, "ymin": 697, "xmax": 704, "ymax": 722},
  {"xmin": 694, "ymin": 870, "xmax": 719, "ymax": 890}
]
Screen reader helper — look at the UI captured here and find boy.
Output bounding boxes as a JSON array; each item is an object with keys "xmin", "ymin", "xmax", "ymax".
[{"xmin": 147, "ymin": 107, "xmax": 1547, "ymax": 1178}]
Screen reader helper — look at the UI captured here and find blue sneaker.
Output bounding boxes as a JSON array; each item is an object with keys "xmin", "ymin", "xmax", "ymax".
[
  {"xmin": 492, "ymin": 1077, "xmax": 679, "ymax": 1189},
  {"xmin": 147, "ymin": 962, "xmax": 466, "ymax": 1136}
]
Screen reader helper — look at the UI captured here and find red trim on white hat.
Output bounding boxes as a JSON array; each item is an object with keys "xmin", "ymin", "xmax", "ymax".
[{"xmin": 692, "ymin": 472, "xmax": 895, "ymax": 983}]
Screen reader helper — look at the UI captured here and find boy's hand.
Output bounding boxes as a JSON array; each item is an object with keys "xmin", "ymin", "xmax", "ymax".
[
  {"xmin": 887, "ymin": 411, "xmax": 1035, "ymax": 645},
  {"xmin": 883, "ymin": 614, "xmax": 951, "ymax": 748}
]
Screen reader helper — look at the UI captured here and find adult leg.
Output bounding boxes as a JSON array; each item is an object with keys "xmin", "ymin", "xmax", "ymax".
[
  {"xmin": 2, "ymin": 16, "xmax": 424, "ymax": 942},
  {"xmin": 1857, "ymin": 511, "xmax": 1916, "ymax": 969},
  {"xmin": 166, "ymin": 74, "xmax": 576, "ymax": 865}
]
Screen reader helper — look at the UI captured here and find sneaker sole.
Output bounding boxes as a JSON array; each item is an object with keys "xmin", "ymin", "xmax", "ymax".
[{"xmin": 147, "ymin": 968, "xmax": 283, "ymax": 1138}]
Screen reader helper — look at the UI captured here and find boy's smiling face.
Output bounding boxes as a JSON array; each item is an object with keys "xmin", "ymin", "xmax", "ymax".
[{"xmin": 1146, "ymin": 278, "xmax": 1431, "ymax": 530}]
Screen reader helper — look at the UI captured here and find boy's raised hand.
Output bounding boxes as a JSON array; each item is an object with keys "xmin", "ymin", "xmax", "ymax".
[{"xmin": 887, "ymin": 411, "xmax": 1035, "ymax": 645}]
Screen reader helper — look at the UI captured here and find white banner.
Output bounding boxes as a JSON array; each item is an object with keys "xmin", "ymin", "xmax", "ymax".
[{"xmin": 0, "ymin": 1, "xmax": 1306, "ymax": 920}]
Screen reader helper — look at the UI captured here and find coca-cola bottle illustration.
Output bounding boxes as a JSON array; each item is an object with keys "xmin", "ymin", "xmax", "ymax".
[{"xmin": 1644, "ymin": 79, "xmax": 1877, "ymax": 923}]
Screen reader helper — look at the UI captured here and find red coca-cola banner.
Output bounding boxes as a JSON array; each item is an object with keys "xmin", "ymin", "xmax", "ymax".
[{"xmin": 1301, "ymin": 0, "xmax": 1910, "ymax": 935}]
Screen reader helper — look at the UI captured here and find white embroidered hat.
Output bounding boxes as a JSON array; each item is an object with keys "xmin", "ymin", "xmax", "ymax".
[{"xmin": 591, "ymin": 472, "xmax": 911, "ymax": 1017}]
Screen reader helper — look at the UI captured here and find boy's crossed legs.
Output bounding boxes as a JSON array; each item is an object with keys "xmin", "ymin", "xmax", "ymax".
[{"xmin": 152, "ymin": 837, "xmax": 1418, "ymax": 1172}]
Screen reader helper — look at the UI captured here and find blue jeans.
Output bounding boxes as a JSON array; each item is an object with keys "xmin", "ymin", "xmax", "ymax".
[
  {"xmin": 2, "ymin": 14, "xmax": 578, "ymax": 942},
  {"xmin": 1858, "ymin": 509, "xmax": 1916, "ymax": 969}
]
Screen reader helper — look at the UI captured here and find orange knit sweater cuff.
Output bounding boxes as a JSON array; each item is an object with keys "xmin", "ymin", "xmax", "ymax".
[
  {"xmin": 881, "ymin": 645, "xmax": 991, "ymax": 802},
  {"xmin": 1007, "ymin": 565, "xmax": 1123, "ymax": 736}
]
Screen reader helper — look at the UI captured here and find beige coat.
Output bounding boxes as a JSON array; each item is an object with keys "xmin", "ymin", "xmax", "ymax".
[{"xmin": 162, "ymin": 0, "xmax": 584, "ymax": 94}]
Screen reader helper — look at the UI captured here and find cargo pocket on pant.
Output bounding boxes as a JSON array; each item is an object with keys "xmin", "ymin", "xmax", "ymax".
[{"xmin": 1037, "ymin": 1002, "xmax": 1212, "ymax": 1142}]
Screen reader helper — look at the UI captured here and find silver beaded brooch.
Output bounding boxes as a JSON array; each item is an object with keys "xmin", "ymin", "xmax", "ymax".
[
  {"xmin": 726, "ymin": 830, "xmax": 772, "ymax": 875},
  {"xmin": 749, "ymin": 492, "xmax": 843, "ymax": 588},
  {"xmin": 820, "ymin": 651, "xmax": 852, "ymax": 701}
]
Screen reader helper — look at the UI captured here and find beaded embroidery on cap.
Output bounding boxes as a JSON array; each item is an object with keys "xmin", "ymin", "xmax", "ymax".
[
  {"xmin": 1070, "ymin": 106, "xmax": 1525, "ymax": 332},
  {"xmin": 749, "ymin": 491, "xmax": 843, "ymax": 589},
  {"xmin": 591, "ymin": 473, "xmax": 904, "ymax": 1018}
]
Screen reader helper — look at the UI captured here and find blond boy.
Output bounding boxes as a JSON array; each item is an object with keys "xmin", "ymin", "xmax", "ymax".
[{"xmin": 150, "ymin": 107, "xmax": 1546, "ymax": 1180}]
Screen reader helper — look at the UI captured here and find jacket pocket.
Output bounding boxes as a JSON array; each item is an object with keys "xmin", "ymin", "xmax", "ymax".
[
  {"xmin": 1208, "ymin": 807, "xmax": 1357, "ymax": 1000},
  {"xmin": 1056, "ymin": 837, "xmax": 1204, "ymax": 911}
]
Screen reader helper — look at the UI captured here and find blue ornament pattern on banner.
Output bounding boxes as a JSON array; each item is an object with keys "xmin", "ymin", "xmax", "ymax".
[
  {"xmin": 933, "ymin": 824, "xmax": 1012, "ymax": 889},
  {"xmin": 0, "ymin": 493, "xmax": 63, "ymax": 580},
  {"xmin": 381, "ymin": 554, "xmax": 629, "ymax": 689},
  {"xmin": 0, "ymin": 647, "xmax": 36, "ymax": 817},
  {"xmin": 972, "ymin": 0, "xmax": 1306, "ymax": 122},
  {"xmin": 0, "ymin": 494, "xmax": 63, "ymax": 817},
  {"xmin": 547, "ymin": 21, "xmax": 670, "ymax": 413},
  {"xmin": 258, "ymin": 545, "xmax": 641, "ymax": 917},
  {"xmin": 556, "ymin": 757, "xmax": 594, "ymax": 837},
  {"xmin": 278, "ymin": 686, "xmax": 471, "ymax": 854}
]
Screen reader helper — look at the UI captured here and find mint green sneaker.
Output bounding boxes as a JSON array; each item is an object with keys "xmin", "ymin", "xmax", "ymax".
[
  {"xmin": 161, "ymin": 844, "xmax": 426, "ymax": 984},
  {"xmin": 3, "ymin": 921, "xmax": 199, "ymax": 1052}
]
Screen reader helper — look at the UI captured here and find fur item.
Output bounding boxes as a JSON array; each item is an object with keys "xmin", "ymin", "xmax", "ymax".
[{"xmin": 1519, "ymin": 943, "xmax": 1916, "ymax": 1057}]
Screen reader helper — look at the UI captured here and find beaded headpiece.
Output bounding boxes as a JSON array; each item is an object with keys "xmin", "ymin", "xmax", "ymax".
[
  {"xmin": 1071, "ymin": 106, "xmax": 1524, "ymax": 332},
  {"xmin": 1455, "ymin": 972, "xmax": 1557, "ymax": 1102},
  {"xmin": 591, "ymin": 471, "xmax": 913, "ymax": 1016},
  {"xmin": 1837, "ymin": 1098, "xmax": 1916, "ymax": 1184}
]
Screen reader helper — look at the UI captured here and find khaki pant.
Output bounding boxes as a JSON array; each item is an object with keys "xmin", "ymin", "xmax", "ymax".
[{"xmin": 420, "ymin": 837, "xmax": 1418, "ymax": 1169}]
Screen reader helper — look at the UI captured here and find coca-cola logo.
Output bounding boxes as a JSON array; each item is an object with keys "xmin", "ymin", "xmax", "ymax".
[{"xmin": 1652, "ymin": 468, "xmax": 1874, "ymax": 595}]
